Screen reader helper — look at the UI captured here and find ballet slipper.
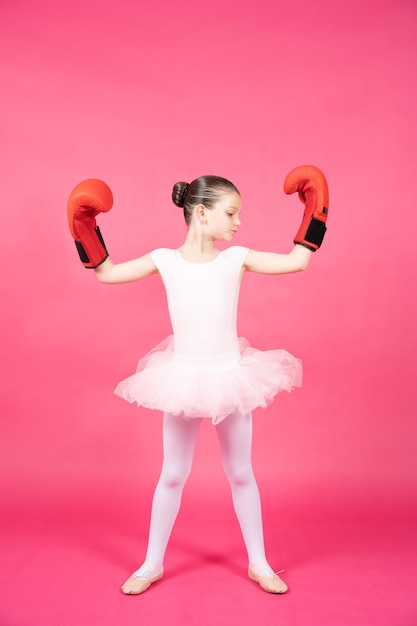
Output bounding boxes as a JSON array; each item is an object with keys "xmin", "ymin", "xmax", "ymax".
[
  {"xmin": 121, "ymin": 562, "xmax": 164, "ymax": 595},
  {"xmin": 248, "ymin": 561, "xmax": 288, "ymax": 594}
]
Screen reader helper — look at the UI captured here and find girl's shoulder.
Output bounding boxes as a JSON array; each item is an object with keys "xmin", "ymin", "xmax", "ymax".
[
  {"xmin": 150, "ymin": 248, "xmax": 178, "ymax": 263},
  {"xmin": 221, "ymin": 246, "xmax": 250, "ymax": 264},
  {"xmin": 150, "ymin": 247, "xmax": 176, "ymax": 256},
  {"xmin": 149, "ymin": 248, "xmax": 177, "ymax": 272}
]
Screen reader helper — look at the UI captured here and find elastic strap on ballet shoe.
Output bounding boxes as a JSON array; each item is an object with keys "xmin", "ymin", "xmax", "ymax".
[{"xmin": 133, "ymin": 561, "xmax": 162, "ymax": 579}]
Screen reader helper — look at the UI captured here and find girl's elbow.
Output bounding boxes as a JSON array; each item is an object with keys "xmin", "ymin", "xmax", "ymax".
[
  {"xmin": 94, "ymin": 268, "xmax": 112, "ymax": 283},
  {"xmin": 289, "ymin": 259, "xmax": 309, "ymax": 273},
  {"xmin": 94, "ymin": 258, "xmax": 115, "ymax": 283},
  {"xmin": 293, "ymin": 246, "xmax": 312, "ymax": 272}
]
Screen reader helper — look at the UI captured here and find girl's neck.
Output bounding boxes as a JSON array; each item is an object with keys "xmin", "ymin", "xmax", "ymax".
[{"xmin": 178, "ymin": 229, "xmax": 218, "ymax": 262}]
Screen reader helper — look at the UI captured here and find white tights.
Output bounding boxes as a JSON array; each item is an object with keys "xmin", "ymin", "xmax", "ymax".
[{"xmin": 135, "ymin": 411, "xmax": 273, "ymax": 576}]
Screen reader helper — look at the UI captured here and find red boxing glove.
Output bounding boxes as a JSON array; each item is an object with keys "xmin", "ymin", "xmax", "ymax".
[
  {"xmin": 67, "ymin": 179, "xmax": 113, "ymax": 268},
  {"xmin": 284, "ymin": 165, "xmax": 329, "ymax": 251}
]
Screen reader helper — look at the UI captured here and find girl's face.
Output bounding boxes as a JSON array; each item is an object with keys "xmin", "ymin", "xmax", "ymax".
[{"xmin": 204, "ymin": 191, "xmax": 242, "ymax": 241}]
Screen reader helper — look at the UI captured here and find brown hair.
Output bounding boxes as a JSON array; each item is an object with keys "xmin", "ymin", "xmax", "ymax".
[{"xmin": 172, "ymin": 175, "xmax": 239, "ymax": 225}]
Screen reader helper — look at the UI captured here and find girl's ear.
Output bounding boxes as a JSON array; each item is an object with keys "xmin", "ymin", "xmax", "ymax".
[{"xmin": 195, "ymin": 204, "xmax": 207, "ymax": 224}]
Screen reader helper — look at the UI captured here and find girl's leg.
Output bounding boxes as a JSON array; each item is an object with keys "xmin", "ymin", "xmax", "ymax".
[
  {"xmin": 121, "ymin": 412, "xmax": 202, "ymax": 594},
  {"xmin": 215, "ymin": 411, "xmax": 287, "ymax": 592},
  {"xmin": 143, "ymin": 412, "xmax": 202, "ymax": 568},
  {"xmin": 215, "ymin": 411, "xmax": 267, "ymax": 567}
]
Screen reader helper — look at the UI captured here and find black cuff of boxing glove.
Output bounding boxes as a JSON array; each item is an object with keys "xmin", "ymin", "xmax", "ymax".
[
  {"xmin": 75, "ymin": 240, "xmax": 91, "ymax": 264},
  {"xmin": 75, "ymin": 240, "xmax": 109, "ymax": 268},
  {"xmin": 90, "ymin": 252, "xmax": 109, "ymax": 269},
  {"xmin": 304, "ymin": 217, "xmax": 327, "ymax": 249},
  {"xmin": 295, "ymin": 242, "xmax": 317, "ymax": 252},
  {"xmin": 95, "ymin": 226, "xmax": 108, "ymax": 254},
  {"xmin": 74, "ymin": 226, "xmax": 109, "ymax": 268}
]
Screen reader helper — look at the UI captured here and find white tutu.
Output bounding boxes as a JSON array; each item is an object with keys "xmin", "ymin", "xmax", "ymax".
[{"xmin": 114, "ymin": 336, "xmax": 302, "ymax": 424}]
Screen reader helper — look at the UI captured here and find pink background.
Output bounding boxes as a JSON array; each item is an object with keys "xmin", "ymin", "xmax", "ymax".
[{"xmin": 1, "ymin": 0, "xmax": 416, "ymax": 624}]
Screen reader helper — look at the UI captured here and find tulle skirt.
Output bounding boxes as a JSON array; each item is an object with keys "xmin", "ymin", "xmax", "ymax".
[{"xmin": 114, "ymin": 336, "xmax": 302, "ymax": 424}]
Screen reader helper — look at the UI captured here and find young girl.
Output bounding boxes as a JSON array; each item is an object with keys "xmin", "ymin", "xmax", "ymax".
[{"xmin": 67, "ymin": 167, "xmax": 328, "ymax": 595}]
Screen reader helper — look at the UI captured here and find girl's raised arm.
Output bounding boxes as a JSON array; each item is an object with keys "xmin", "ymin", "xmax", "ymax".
[
  {"xmin": 67, "ymin": 178, "xmax": 157, "ymax": 283},
  {"xmin": 245, "ymin": 165, "xmax": 329, "ymax": 275},
  {"xmin": 94, "ymin": 254, "xmax": 158, "ymax": 284},
  {"xmin": 244, "ymin": 245, "xmax": 312, "ymax": 275}
]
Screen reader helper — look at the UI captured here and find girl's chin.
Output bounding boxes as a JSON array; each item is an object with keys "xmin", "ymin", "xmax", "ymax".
[{"xmin": 213, "ymin": 231, "xmax": 236, "ymax": 242}]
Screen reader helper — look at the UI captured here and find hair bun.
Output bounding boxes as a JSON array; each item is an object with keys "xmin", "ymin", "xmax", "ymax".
[{"xmin": 172, "ymin": 181, "xmax": 190, "ymax": 208}]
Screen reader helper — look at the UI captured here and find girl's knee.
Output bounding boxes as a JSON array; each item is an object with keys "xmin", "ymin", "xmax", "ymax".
[
  {"xmin": 160, "ymin": 463, "xmax": 191, "ymax": 489},
  {"xmin": 223, "ymin": 464, "xmax": 254, "ymax": 488}
]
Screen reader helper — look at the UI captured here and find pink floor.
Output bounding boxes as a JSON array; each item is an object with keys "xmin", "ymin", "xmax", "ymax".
[{"xmin": 2, "ymin": 484, "xmax": 416, "ymax": 626}]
